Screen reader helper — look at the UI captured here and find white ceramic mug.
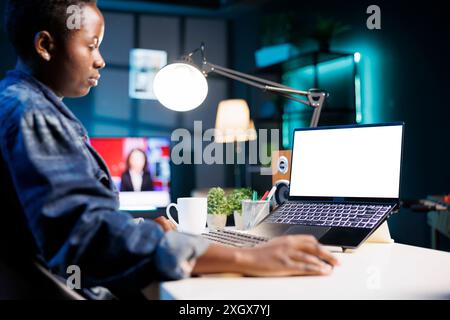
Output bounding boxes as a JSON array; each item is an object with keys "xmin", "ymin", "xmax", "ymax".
[{"xmin": 166, "ymin": 197, "xmax": 207, "ymax": 235}]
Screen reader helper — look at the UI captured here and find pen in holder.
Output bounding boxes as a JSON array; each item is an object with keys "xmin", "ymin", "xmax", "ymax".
[{"xmin": 241, "ymin": 200, "xmax": 270, "ymax": 230}]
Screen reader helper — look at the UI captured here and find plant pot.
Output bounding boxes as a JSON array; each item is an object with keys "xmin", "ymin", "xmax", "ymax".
[
  {"xmin": 233, "ymin": 210, "xmax": 245, "ymax": 230},
  {"xmin": 207, "ymin": 214, "xmax": 227, "ymax": 230}
]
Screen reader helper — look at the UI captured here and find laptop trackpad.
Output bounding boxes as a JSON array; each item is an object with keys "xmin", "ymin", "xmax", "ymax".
[{"xmin": 284, "ymin": 225, "xmax": 331, "ymax": 240}]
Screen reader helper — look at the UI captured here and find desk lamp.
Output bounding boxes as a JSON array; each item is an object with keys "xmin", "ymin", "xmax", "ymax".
[{"xmin": 153, "ymin": 43, "xmax": 328, "ymax": 127}]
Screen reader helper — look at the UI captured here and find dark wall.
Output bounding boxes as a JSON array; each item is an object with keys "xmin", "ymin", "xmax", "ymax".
[
  {"xmin": 0, "ymin": 0, "xmax": 16, "ymax": 75},
  {"xmin": 231, "ymin": 0, "xmax": 450, "ymax": 249}
]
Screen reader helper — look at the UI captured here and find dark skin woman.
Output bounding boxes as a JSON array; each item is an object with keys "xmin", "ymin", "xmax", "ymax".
[{"xmin": 0, "ymin": 1, "xmax": 338, "ymax": 297}]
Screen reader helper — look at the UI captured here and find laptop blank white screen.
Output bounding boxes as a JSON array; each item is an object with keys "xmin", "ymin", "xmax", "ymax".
[{"xmin": 289, "ymin": 125, "xmax": 403, "ymax": 198}]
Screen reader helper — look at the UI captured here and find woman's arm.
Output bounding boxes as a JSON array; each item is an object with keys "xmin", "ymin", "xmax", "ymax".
[
  {"xmin": 152, "ymin": 216, "xmax": 339, "ymax": 276},
  {"xmin": 1, "ymin": 105, "xmax": 209, "ymax": 289},
  {"xmin": 193, "ymin": 235, "xmax": 339, "ymax": 277}
]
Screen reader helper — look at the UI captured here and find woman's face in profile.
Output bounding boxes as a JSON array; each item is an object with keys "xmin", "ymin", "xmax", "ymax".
[
  {"xmin": 129, "ymin": 150, "xmax": 146, "ymax": 172},
  {"xmin": 50, "ymin": 4, "xmax": 106, "ymax": 97}
]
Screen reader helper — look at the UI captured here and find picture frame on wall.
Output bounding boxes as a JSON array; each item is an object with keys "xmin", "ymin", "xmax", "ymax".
[{"xmin": 129, "ymin": 48, "xmax": 167, "ymax": 100}]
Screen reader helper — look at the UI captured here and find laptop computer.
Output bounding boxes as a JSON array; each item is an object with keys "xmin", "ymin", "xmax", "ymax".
[{"xmin": 203, "ymin": 123, "xmax": 404, "ymax": 250}]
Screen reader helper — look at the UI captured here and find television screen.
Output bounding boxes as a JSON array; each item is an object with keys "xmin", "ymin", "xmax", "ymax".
[{"xmin": 90, "ymin": 137, "xmax": 171, "ymax": 211}]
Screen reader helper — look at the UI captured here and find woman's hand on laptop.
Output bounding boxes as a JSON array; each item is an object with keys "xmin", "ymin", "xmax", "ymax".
[
  {"xmin": 193, "ymin": 235, "xmax": 339, "ymax": 277},
  {"xmin": 154, "ymin": 216, "xmax": 177, "ymax": 232},
  {"xmin": 241, "ymin": 235, "xmax": 339, "ymax": 277}
]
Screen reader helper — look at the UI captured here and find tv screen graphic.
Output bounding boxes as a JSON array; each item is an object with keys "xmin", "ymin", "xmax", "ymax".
[{"xmin": 90, "ymin": 137, "xmax": 171, "ymax": 211}]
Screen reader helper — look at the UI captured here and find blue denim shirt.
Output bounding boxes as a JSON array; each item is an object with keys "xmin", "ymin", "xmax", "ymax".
[{"xmin": 0, "ymin": 70, "xmax": 209, "ymax": 291}]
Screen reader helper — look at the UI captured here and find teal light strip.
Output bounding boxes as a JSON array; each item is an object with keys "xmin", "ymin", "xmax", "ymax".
[
  {"xmin": 354, "ymin": 53, "xmax": 362, "ymax": 123},
  {"xmin": 255, "ymin": 44, "xmax": 300, "ymax": 68},
  {"xmin": 282, "ymin": 115, "xmax": 290, "ymax": 148},
  {"xmin": 317, "ymin": 56, "xmax": 353, "ymax": 74},
  {"xmin": 355, "ymin": 74, "xmax": 362, "ymax": 123}
]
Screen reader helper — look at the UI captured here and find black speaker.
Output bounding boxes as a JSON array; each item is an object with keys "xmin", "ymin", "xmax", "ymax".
[{"xmin": 274, "ymin": 179, "xmax": 289, "ymax": 206}]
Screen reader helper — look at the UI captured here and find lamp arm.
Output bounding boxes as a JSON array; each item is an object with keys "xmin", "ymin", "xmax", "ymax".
[
  {"xmin": 209, "ymin": 66, "xmax": 267, "ymax": 91},
  {"xmin": 205, "ymin": 62, "xmax": 313, "ymax": 107},
  {"xmin": 202, "ymin": 60, "xmax": 327, "ymax": 128},
  {"xmin": 309, "ymin": 97, "xmax": 324, "ymax": 127},
  {"xmin": 206, "ymin": 62, "xmax": 306, "ymax": 93},
  {"xmin": 263, "ymin": 85, "xmax": 309, "ymax": 96},
  {"xmin": 210, "ymin": 67, "xmax": 314, "ymax": 109}
]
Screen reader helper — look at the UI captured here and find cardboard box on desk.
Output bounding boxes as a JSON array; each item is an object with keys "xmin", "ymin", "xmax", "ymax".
[{"xmin": 365, "ymin": 221, "xmax": 394, "ymax": 244}]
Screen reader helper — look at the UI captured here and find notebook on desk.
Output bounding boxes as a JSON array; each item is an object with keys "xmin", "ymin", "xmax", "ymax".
[{"xmin": 203, "ymin": 123, "xmax": 405, "ymax": 250}]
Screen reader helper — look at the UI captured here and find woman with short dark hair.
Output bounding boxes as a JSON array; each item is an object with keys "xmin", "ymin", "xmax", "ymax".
[{"xmin": 0, "ymin": 0, "xmax": 338, "ymax": 299}]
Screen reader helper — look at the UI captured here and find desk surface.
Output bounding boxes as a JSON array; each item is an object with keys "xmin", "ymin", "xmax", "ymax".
[{"xmin": 160, "ymin": 243, "xmax": 450, "ymax": 300}]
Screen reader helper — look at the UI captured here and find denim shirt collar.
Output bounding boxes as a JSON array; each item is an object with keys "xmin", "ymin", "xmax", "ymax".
[{"xmin": 5, "ymin": 69, "xmax": 87, "ymax": 137}]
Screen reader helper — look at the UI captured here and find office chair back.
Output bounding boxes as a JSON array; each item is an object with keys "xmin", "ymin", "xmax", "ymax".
[{"xmin": 0, "ymin": 259, "xmax": 85, "ymax": 300}]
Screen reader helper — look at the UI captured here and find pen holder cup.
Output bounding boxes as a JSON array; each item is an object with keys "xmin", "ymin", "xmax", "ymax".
[{"xmin": 240, "ymin": 200, "xmax": 270, "ymax": 230}]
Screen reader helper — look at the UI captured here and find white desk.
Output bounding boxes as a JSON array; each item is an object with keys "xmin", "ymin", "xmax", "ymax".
[{"xmin": 160, "ymin": 243, "xmax": 450, "ymax": 300}]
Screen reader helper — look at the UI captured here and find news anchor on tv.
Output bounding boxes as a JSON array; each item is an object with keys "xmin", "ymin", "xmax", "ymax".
[{"xmin": 120, "ymin": 148, "xmax": 154, "ymax": 192}]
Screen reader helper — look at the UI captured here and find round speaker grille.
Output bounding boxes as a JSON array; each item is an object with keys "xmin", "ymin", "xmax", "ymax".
[
  {"xmin": 277, "ymin": 156, "xmax": 289, "ymax": 174},
  {"xmin": 274, "ymin": 180, "xmax": 290, "ymax": 206}
]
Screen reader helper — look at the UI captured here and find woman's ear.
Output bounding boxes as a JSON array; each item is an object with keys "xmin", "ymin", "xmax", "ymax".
[{"xmin": 34, "ymin": 31, "xmax": 56, "ymax": 62}]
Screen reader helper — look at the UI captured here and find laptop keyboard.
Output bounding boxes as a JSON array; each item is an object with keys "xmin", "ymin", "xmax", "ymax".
[
  {"xmin": 201, "ymin": 229, "xmax": 269, "ymax": 248},
  {"xmin": 266, "ymin": 202, "xmax": 392, "ymax": 229},
  {"xmin": 200, "ymin": 203, "xmax": 393, "ymax": 247}
]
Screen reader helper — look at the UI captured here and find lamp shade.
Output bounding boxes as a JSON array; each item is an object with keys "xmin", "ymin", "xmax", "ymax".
[
  {"xmin": 247, "ymin": 119, "xmax": 257, "ymax": 141},
  {"xmin": 215, "ymin": 99, "xmax": 251, "ymax": 143},
  {"xmin": 153, "ymin": 62, "xmax": 208, "ymax": 112}
]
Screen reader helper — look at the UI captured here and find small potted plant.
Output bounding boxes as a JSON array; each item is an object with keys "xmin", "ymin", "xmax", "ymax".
[
  {"xmin": 227, "ymin": 188, "xmax": 252, "ymax": 230},
  {"xmin": 207, "ymin": 187, "xmax": 229, "ymax": 230}
]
